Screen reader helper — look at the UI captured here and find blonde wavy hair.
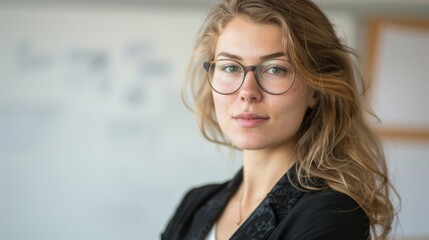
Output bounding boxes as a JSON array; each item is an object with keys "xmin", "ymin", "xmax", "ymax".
[{"xmin": 182, "ymin": 0, "xmax": 398, "ymax": 239}]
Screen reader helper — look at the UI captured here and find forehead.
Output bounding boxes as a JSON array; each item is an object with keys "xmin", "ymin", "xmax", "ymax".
[{"xmin": 215, "ymin": 16, "xmax": 285, "ymax": 61}]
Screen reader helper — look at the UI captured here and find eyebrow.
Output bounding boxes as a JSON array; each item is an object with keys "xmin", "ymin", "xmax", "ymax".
[{"xmin": 215, "ymin": 51, "xmax": 287, "ymax": 61}]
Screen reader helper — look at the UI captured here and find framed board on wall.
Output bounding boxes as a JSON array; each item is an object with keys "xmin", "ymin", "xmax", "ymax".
[{"xmin": 366, "ymin": 17, "xmax": 429, "ymax": 142}]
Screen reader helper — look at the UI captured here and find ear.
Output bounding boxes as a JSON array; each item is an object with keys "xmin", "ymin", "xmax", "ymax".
[{"xmin": 308, "ymin": 90, "xmax": 319, "ymax": 109}]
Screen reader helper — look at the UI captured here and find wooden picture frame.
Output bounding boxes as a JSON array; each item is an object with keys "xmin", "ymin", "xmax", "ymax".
[{"xmin": 365, "ymin": 17, "xmax": 429, "ymax": 142}]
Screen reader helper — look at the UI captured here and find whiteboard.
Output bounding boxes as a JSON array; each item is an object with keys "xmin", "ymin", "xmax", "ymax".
[{"xmin": 0, "ymin": 4, "xmax": 241, "ymax": 240}]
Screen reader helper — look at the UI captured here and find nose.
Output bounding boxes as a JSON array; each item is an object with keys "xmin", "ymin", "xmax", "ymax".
[{"xmin": 239, "ymin": 70, "xmax": 263, "ymax": 103}]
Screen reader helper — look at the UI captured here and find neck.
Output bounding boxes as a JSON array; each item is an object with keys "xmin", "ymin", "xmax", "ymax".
[
  {"xmin": 234, "ymin": 142, "xmax": 296, "ymax": 225},
  {"xmin": 240, "ymin": 144, "xmax": 295, "ymax": 203}
]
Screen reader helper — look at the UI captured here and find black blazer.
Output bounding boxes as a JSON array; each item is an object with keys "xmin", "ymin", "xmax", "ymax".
[{"xmin": 162, "ymin": 167, "xmax": 370, "ymax": 240}]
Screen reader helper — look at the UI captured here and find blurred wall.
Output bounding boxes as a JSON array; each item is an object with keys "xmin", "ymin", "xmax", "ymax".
[
  {"xmin": 0, "ymin": 1, "xmax": 428, "ymax": 240},
  {"xmin": 0, "ymin": 3, "xmax": 242, "ymax": 240},
  {"xmin": 327, "ymin": 9, "xmax": 429, "ymax": 240}
]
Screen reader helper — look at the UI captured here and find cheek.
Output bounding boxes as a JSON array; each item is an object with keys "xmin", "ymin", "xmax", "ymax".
[
  {"xmin": 288, "ymin": 80, "xmax": 313, "ymax": 108},
  {"xmin": 276, "ymin": 87, "xmax": 312, "ymax": 125},
  {"xmin": 213, "ymin": 94, "xmax": 229, "ymax": 125}
]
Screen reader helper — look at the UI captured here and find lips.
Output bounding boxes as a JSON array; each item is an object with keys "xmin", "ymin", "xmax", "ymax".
[{"xmin": 232, "ymin": 113, "xmax": 269, "ymax": 128}]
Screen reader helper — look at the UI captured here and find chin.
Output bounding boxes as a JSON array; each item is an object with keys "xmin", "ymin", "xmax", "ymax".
[
  {"xmin": 230, "ymin": 134, "xmax": 297, "ymax": 152},
  {"xmin": 231, "ymin": 139, "xmax": 270, "ymax": 151},
  {"xmin": 226, "ymin": 132, "xmax": 273, "ymax": 150}
]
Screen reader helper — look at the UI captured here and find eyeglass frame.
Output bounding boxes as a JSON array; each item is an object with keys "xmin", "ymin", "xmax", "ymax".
[{"xmin": 203, "ymin": 59, "xmax": 296, "ymax": 95}]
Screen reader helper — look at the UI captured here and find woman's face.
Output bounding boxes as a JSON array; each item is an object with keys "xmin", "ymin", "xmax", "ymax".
[{"xmin": 213, "ymin": 16, "xmax": 316, "ymax": 151}]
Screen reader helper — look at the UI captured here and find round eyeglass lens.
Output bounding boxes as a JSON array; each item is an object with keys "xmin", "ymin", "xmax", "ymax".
[
  {"xmin": 256, "ymin": 59, "xmax": 295, "ymax": 94},
  {"xmin": 208, "ymin": 59, "xmax": 244, "ymax": 94}
]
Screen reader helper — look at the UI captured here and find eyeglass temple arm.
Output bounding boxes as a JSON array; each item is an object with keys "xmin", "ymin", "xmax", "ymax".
[{"xmin": 203, "ymin": 61, "xmax": 216, "ymax": 71}]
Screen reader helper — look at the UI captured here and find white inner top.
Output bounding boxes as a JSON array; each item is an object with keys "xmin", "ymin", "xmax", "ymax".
[{"xmin": 205, "ymin": 224, "xmax": 216, "ymax": 240}]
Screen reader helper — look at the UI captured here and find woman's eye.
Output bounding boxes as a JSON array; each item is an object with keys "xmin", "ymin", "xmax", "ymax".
[
  {"xmin": 266, "ymin": 67, "xmax": 287, "ymax": 75},
  {"xmin": 222, "ymin": 65, "xmax": 241, "ymax": 73}
]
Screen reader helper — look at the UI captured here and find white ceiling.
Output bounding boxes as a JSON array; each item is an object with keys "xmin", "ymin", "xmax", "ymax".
[
  {"xmin": 1, "ymin": 0, "xmax": 428, "ymax": 15},
  {"xmin": 316, "ymin": 0, "xmax": 429, "ymax": 13}
]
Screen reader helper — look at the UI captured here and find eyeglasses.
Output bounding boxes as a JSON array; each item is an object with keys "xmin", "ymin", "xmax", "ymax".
[{"xmin": 203, "ymin": 59, "xmax": 295, "ymax": 95}]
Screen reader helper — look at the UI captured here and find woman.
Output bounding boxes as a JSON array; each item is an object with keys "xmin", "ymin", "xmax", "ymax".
[{"xmin": 162, "ymin": 0, "xmax": 397, "ymax": 239}]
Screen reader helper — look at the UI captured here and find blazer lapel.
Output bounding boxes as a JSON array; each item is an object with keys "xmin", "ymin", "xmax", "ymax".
[{"xmin": 230, "ymin": 166, "xmax": 306, "ymax": 240}]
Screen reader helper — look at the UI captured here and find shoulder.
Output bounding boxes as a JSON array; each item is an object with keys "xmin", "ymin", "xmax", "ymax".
[
  {"xmin": 187, "ymin": 183, "xmax": 226, "ymax": 199},
  {"xmin": 168, "ymin": 182, "xmax": 226, "ymax": 221},
  {"xmin": 161, "ymin": 182, "xmax": 227, "ymax": 239},
  {"xmin": 296, "ymin": 189, "xmax": 367, "ymax": 216},
  {"xmin": 275, "ymin": 189, "xmax": 370, "ymax": 240},
  {"xmin": 178, "ymin": 183, "xmax": 226, "ymax": 211}
]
